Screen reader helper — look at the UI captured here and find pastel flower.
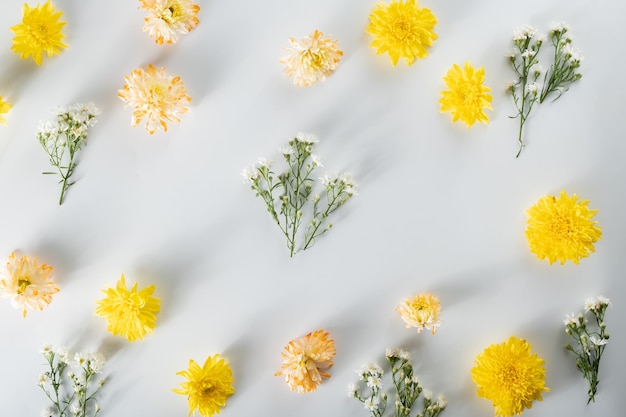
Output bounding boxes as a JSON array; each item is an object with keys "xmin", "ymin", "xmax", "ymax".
[
  {"xmin": 281, "ymin": 30, "xmax": 343, "ymax": 87},
  {"xmin": 139, "ymin": 0, "xmax": 200, "ymax": 45},
  {"xmin": 439, "ymin": 62, "xmax": 493, "ymax": 127},
  {"xmin": 396, "ymin": 291, "xmax": 441, "ymax": 334}
]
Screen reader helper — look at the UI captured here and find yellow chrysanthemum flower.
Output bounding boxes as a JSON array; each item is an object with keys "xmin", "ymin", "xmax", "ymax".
[
  {"xmin": 139, "ymin": 0, "xmax": 200, "ymax": 45},
  {"xmin": 366, "ymin": 0, "xmax": 438, "ymax": 66},
  {"xmin": 0, "ymin": 252, "xmax": 59, "ymax": 317},
  {"xmin": 396, "ymin": 291, "xmax": 441, "ymax": 334},
  {"xmin": 280, "ymin": 30, "xmax": 343, "ymax": 87},
  {"xmin": 0, "ymin": 97, "xmax": 12, "ymax": 126},
  {"xmin": 525, "ymin": 190, "xmax": 602, "ymax": 265},
  {"xmin": 10, "ymin": 0, "xmax": 68, "ymax": 66},
  {"xmin": 173, "ymin": 354, "xmax": 235, "ymax": 417},
  {"xmin": 118, "ymin": 64, "xmax": 191, "ymax": 134},
  {"xmin": 275, "ymin": 329, "xmax": 336, "ymax": 393},
  {"xmin": 95, "ymin": 274, "xmax": 161, "ymax": 342},
  {"xmin": 471, "ymin": 336, "xmax": 550, "ymax": 417},
  {"xmin": 439, "ymin": 62, "xmax": 493, "ymax": 127}
]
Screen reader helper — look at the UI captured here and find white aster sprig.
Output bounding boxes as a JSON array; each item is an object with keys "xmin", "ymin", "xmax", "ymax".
[
  {"xmin": 349, "ymin": 349, "xmax": 446, "ymax": 417},
  {"xmin": 37, "ymin": 103, "xmax": 99, "ymax": 204},
  {"xmin": 242, "ymin": 132, "xmax": 357, "ymax": 257},
  {"xmin": 564, "ymin": 295, "xmax": 610, "ymax": 403},
  {"xmin": 507, "ymin": 22, "xmax": 583, "ymax": 157},
  {"xmin": 38, "ymin": 345, "xmax": 106, "ymax": 417}
]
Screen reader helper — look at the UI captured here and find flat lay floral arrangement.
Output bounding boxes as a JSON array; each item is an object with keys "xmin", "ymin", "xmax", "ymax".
[{"xmin": 0, "ymin": 1, "xmax": 619, "ymax": 417}]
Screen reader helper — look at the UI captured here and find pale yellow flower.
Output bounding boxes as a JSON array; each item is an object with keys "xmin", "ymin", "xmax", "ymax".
[
  {"xmin": 139, "ymin": 0, "xmax": 200, "ymax": 45},
  {"xmin": 173, "ymin": 354, "xmax": 235, "ymax": 417},
  {"xmin": 10, "ymin": 0, "xmax": 68, "ymax": 65},
  {"xmin": 525, "ymin": 190, "xmax": 602, "ymax": 265},
  {"xmin": 439, "ymin": 62, "xmax": 493, "ymax": 127},
  {"xmin": 471, "ymin": 336, "xmax": 550, "ymax": 417},
  {"xmin": 0, "ymin": 97, "xmax": 12, "ymax": 125},
  {"xmin": 396, "ymin": 291, "xmax": 441, "ymax": 334},
  {"xmin": 281, "ymin": 30, "xmax": 343, "ymax": 87},
  {"xmin": 275, "ymin": 329, "xmax": 336, "ymax": 393},
  {"xmin": 118, "ymin": 64, "xmax": 191, "ymax": 134},
  {"xmin": 0, "ymin": 252, "xmax": 59, "ymax": 317},
  {"xmin": 366, "ymin": 0, "xmax": 438, "ymax": 66},
  {"xmin": 95, "ymin": 274, "xmax": 161, "ymax": 342}
]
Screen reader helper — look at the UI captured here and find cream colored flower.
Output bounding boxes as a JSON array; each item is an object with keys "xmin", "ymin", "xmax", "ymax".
[
  {"xmin": 139, "ymin": 0, "xmax": 200, "ymax": 45},
  {"xmin": 396, "ymin": 292, "xmax": 441, "ymax": 334},
  {"xmin": 281, "ymin": 30, "xmax": 343, "ymax": 87}
]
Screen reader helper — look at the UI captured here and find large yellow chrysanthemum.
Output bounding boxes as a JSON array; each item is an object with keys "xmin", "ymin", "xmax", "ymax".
[
  {"xmin": 439, "ymin": 62, "xmax": 493, "ymax": 127},
  {"xmin": 10, "ymin": 0, "xmax": 68, "ymax": 65},
  {"xmin": 95, "ymin": 275, "xmax": 161, "ymax": 342},
  {"xmin": 275, "ymin": 329, "xmax": 336, "ymax": 393},
  {"xmin": 366, "ymin": 0, "xmax": 438, "ymax": 66},
  {"xmin": 0, "ymin": 252, "xmax": 59, "ymax": 317},
  {"xmin": 173, "ymin": 354, "xmax": 235, "ymax": 417},
  {"xmin": 280, "ymin": 30, "xmax": 343, "ymax": 87},
  {"xmin": 0, "ymin": 97, "xmax": 12, "ymax": 125},
  {"xmin": 139, "ymin": 0, "xmax": 200, "ymax": 45},
  {"xmin": 525, "ymin": 190, "xmax": 602, "ymax": 265},
  {"xmin": 471, "ymin": 337, "xmax": 550, "ymax": 417},
  {"xmin": 118, "ymin": 64, "xmax": 191, "ymax": 134},
  {"xmin": 396, "ymin": 291, "xmax": 441, "ymax": 334}
]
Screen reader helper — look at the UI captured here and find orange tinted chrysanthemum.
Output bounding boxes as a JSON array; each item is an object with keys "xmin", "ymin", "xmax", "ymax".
[
  {"xmin": 275, "ymin": 329, "xmax": 336, "ymax": 393},
  {"xmin": 440, "ymin": 62, "xmax": 493, "ymax": 127},
  {"xmin": 396, "ymin": 291, "xmax": 441, "ymax": 334},
  {"xmin": 118, "ymin": 64, "xmax": 191, "ymax": 134},
  {"xmin": 0, "ymin": 252, "xmax": 59, "ymax": 317},
  {"xmin": 139, "ymin": 0, "xmax": 200, "ymax": 45},
  {"xmin": 280, "ymin": 30, "xmax": 343, "ymax": 87}
]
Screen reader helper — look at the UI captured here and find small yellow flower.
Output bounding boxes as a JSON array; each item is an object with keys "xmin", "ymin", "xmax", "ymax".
[
  {"xmin": 0, "ymin": 252, "xmax": 59, "ymax": 317},
  {"xmin": 280, "ymin": 30, "xmax": 343, "ymax": 87},
  {"xmin": 471, "ymin": 336, "xmax": 550, "ymax": 417},
  {"xmin": 525, "ymin": 190, "xmax": 602, "ymax": 265},
  {"xmin": 118, "ymin": 64, "xmax": 191, "ymax": 134},
  {"xmin": 0, "ymin": 97, "xmax": 12, "ymax": 125},
  {"xmin": 173, "ymin": 354, "xmax": 235, "ymax": 417},
  {"xmin": 366, "ymin": 0, "xmax": 438, "ymax": 66},
  {"xmin": 439, "ymin": 62, "xmax": 493, "ymax": 127},
  {"xmin": 10, "ymin": 0, "xmax": 68, "ymax": 65},
  {"xmin": 396, "ymin": 291, "xmax": 441, "ymax": 334},
  {"xmin": 95, "ymin": 274, "xmax": 161, "ymax": 342},
  {"xmin": 139, "ymin": 0, "xmax": 200, "ymax": 45},
  {"xmin": 275, "ymin": 329, "xmax": 336, "ymax": 393}
]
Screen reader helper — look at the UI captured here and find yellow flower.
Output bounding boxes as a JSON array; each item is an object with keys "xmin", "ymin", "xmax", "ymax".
[
  {"xmin": 525, "ymin": 190, "xmax": 602, "ymax": 265},
  {"xmin": 118, "ymin": 64, "xmax": 191, "ymax": 134},
  {"xmin": 366, "ymin": 0, "xmax": 438, "ymax": 66},
  {"xmin": 0, "ymin": 97, "xmax": 12, "ymax": 125},
  {"xmin": 0, "ymin": 252, "xmax": 59, "ymax": 317},
  {"xmin": 439, "ymin": 62, "xmax": 493, "ymax": 127},
  {"xmin": 396, "ymin": 291, "xmax": 441, "ymax": 334},
  {"xmin": 471, "ymin": 336, "xmax": 550, "ymax": 417},
  {"xmin": 95, "ymin": 274, "xmax": 161, "ymax": 342},
  {"xmin": 275, "ymin": 329, "xmax": 336, "ymax": 393},
  {"xmin": 280, "ymin": 30, "xmax": 343, "ymax": 87},
  {"xmin": 139, "ymin": 0, "xmax": 200, "ymax": 45},
  {"xmin": 173, "ymin": 354, "xmax": 235, "ymax": 417},
  {"xmin": 10, "ymin": 0, "xmax": 68, "ymax": 65}
]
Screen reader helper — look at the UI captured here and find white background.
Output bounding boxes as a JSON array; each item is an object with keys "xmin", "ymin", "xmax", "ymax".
[{"xmin": 0, "ymin": 0, "xmax": 625, "ymax": 416}]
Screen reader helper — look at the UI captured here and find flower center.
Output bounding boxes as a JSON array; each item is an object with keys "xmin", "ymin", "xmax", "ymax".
[
  {"xmin": 305, "ymin": 50, "xmax": 325, "ymax": 71},
  {"xmin": 391, "ymin": 18, "xmax": 413, "ymax": 41},
  {"xmin": 550, "ymin": 213, "xmax": 575, "ymax": 239},
  {"xmin": 498, "ymin": 363, "xmax": 521, "ymax": 390},
  {"xmin": 17, "ymin": 277, "xmax": 31, "ymax": 294},
  {"xmin": 163, "ymin": 3, "xmax": 181, "ymax": 23}
]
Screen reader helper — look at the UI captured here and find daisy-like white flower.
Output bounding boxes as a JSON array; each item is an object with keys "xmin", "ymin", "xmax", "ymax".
[
  {"xmin": 139, "ymin": 0, "xmax": 200, "ymax": 45},
  {"xmin": 275, "ymin": 329, "xmax": 336, "ymax": 393},
  {"xmin": 0, "ymin": 97, "xmax": 12, "ymax": 125},
  {"xmin": 118, "ymin": 64, "xmax": 191, "ymax": 134},
  {"xmin": 0, "ymin": 252, "xmax": 59, "ymax": 317},
  {"xmin": 396, "ymin": 291, "xmax": 441, "ymax": 334},
  {"xmin": 10, "ymin": 0, "xmax": 68, "ymax": 65},
  {"xmin": 281, "ymin": 30, "xmax": 343, "ymax": 87}
]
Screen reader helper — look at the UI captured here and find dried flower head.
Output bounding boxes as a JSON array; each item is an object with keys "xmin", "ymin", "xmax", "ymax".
[
  {"xmin": 439, "ymin": 62, "xmax": 493, "ymax": 127},
  {"xmin": 95, "ymin": 274, "xmax": 161, "ymax": 342},
  {"xmin": 366, "ymin": 0, "xmax": 438, "ymax": 66},
  {"xmin": 139, "ymin": 0, "xmax": 200, "ymax": 45},
  {"xmin": 173, "ymin": 354, "xmax": 235, "ymax": 417},
  {"xmin": 281, "ymin": 30, "xmax": 343, "ymax": 87},
  {"xmin": 0, "ymin": 252, "xmax": 59, "ymax": 317},
  {"xmin": 118, "ymin": 64, "xmax": 191, "ymax": 134},
  {"xmin": 0, "ymin": 97, "xmax": 12, "ymax": 125},
  {"xmin": 10, "ymin": 0, "xmax": 68, "ymax": 65},
  {"xmin": 275, "ymin": 329, "xmax": 336, "ymax": 393},
  {"xmin": 396, "ymin": 292, "xmax": 441, "ymax": 334},
  {"xmin": 525, "ymin": 190, "xmax": 601, "ymax": 265}
]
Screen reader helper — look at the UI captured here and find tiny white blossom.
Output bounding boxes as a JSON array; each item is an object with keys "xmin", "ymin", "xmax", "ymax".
[
  {"xmin": 513, "ymin": 25, "xmax": 537, "ymax": 41},
  {"xmin": 257, "ymin": 157, "xmax": 272, "ymax": 169},
  {"xmin": 550, "ymin": 21, "xmax": 570, "ymax": 34},
  {"xmin": 437, "ymin": 395, "xmax": 448, "ymax": 408},
  {"xmin": 69, "ymin": 404, "xmax": 81, "ymax": 415},
  {"xmin": 279, "ymin": 145, "xmax": 295, "ymax": 156},
  {"xmin": 596, "ymin": 295, "xmax": 611, "ymax": 306},
  {"xmin": 56, "ymin": 347, "xmax": 70, "ymax": 364},
  {"xmin": 38, "ymin": 373, "xmax": 48, "ymax": 384},
  {"xmin": 563, "ymin": 313, "xmax": 577, "ymax": 327},
  {"xmin": 40, "ymin": 407, "xmax": 56, "ymax": 417},
  {"xmin": 295, "ymin": 132, "xmax": 319, "ymax": 144},
  {"xmin": 88, "ymin": 352, "xmax": 106, "ymax": 373},
  {"xmin": 363, "ymin": 396, "xmax": 380, "ymax": 411},
  {"xmin": 320, "ymin": 173, "xmax": 336, "ymax": 187},
  {"xmin": 584, "ymin": 298, "xmax": 596, "ymax": 312},
  {"xmin": 347, "ymin": 383, "xmax": 358, "ymax": 397},
  {"xmin": 563, "ymin": 43, "xmax": 584, "ymax": 63},
  {"xmin": 423, "ymin": 389, "xmax": 433, "ymax": 400},
  {"xmin": 526, "ymin": 82, "xmax": 539, "ymax": 95},
  {"xmin": 367, "ymin": 375, "xmax": 382, "ymax": 389},
  {"xmin": 520, "ymin": 49, "xmax": 535, "ymax": 59},
  {"xmin": 505, "ymin": 48, "xmax": 518, "ymax": 58},
  {"xmin": 74, "ymin": 352, "xmax": 87, "ymax": 367},
  {"xmin": 40, "ymin": 344, "xmax": 53, "ymax": 354},
  {"xmin": 589, "ymin": 334, "xmax": 608, "ymax": 346},
  {"xmin": 240, "ymin": 167, "xmax": 257, "ymax": 184},
  {"xmin": 311, "ymin": 154, "xmax": 323, "ymax": 167},
  {"xmin": 530, "ymin": 64, "xmax": 544, "ymax": 76}
]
